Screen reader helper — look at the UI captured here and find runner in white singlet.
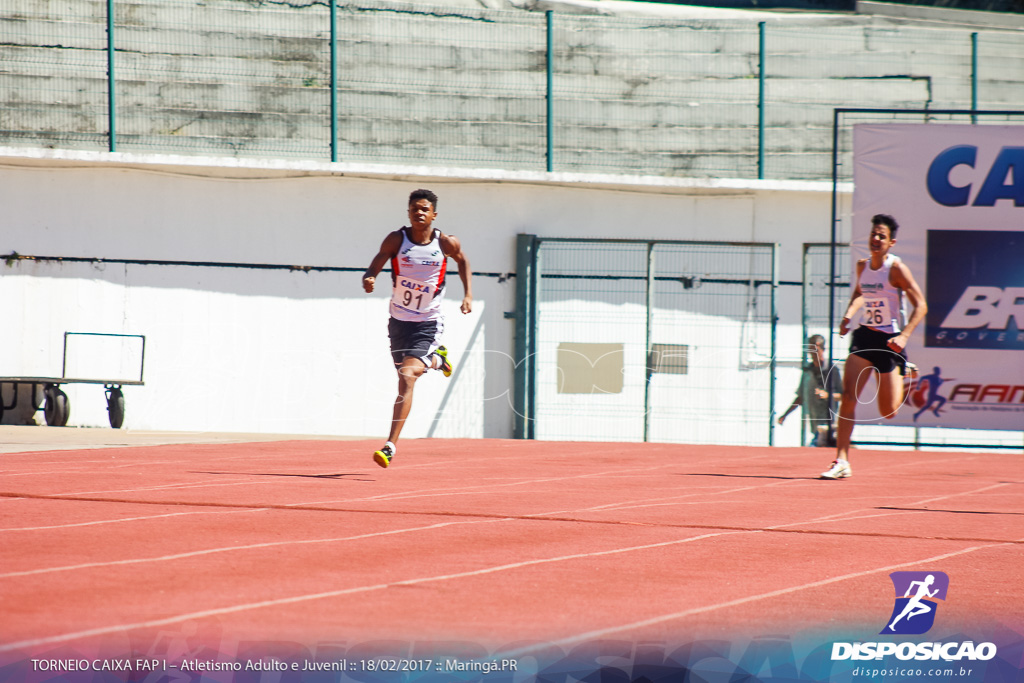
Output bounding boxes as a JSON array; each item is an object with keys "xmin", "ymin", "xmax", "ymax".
[
  {"xmin": 389, "ymin": 226, "xmax": 448, "ymax": 322},
  {"xmin": 361, "ymin": 189, "xmax": 473, "ymax": 469},
  {"xmin": 821, "ymin": 214, "xmax": 927, "ymax": 480},
  {"xmin": 857, "ymin": 252, "xmax": 907, "ymax": 334}
]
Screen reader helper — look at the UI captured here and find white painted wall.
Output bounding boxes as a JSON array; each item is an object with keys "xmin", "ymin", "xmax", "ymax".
[{"xmin": 0, "ymin": 148, "xmax": 846, "ymax": 443}]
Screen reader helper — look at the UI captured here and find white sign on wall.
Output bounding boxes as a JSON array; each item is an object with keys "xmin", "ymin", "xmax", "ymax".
[{"xmin": 852, "ymin": 123, "xmax": 1024, "ymax": 431}]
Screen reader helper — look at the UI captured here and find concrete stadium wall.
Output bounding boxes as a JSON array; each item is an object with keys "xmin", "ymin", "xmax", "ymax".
[
  {"xmin": 3, "ymin": 0, "xmax": 1023, "ymax": 179},
  {"xmin": 0, "ymin": 147, "xmax": 843, "ymax": 445}
]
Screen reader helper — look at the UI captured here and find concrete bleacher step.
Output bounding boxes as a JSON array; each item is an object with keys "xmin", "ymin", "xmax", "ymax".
[{"xmin": 3, "ymin": 0, "xmax": 1022, "ymax": 179}]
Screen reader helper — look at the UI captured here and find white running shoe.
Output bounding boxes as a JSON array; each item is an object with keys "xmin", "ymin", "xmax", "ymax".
[{"xmin": 820, "ymin": 459, "xmax": 852, "ymax": 479}]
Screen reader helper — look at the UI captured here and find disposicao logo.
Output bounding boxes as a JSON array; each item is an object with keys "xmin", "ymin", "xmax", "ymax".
[
  {"xmin": 831, "ymin": 571, "xmax": 998, "ymax": 664},
  {"xmin": 882, "ymin": 571, "xmax": 948, "ymax": 635}
]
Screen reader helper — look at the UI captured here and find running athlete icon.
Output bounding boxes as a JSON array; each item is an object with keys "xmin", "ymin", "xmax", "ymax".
[
  {"xmin": 887, "ymin": 574, "xmax": 939, "ymax": 632},
  {"xmin": 913, "ymin": 367, "xmax": 953, "ymax": 422}
]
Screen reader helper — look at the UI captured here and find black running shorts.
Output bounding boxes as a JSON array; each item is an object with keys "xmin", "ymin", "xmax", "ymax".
[
  {"xmin": 849, "ymin": 325, "xmax": 908, "ymax": 375},
  {"xmin": 387, "ymin": 317, "xmax": 443, "ymax": 367}
]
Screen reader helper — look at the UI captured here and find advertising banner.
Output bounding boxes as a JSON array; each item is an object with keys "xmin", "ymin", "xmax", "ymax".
[{"xmin": 852, "ymin": 124, "xmax": 1024, "ymax": 430}]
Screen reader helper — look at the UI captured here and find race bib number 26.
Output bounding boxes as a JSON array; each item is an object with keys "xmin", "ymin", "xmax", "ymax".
[{"xmin": 863, "ymin": 298, "xmax": 893, "ymax": 327}]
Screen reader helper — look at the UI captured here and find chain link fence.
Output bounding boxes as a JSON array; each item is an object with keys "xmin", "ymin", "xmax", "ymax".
[
  {"xmin": 3, "ymin": 0, "xmax": 1023, "ymax": 179},
  {"xmin": 523, "ymin": 238, "xmax": 777, "ymax": 446}
]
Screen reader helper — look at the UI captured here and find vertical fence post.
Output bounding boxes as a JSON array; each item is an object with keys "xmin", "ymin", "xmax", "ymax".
[
  {"xmin": 643, "ymin": 242, "xmax": 655, "ymax": 443},
  {"xmin": 769, "ymin": 243, "xmax": 779, "ymax": 446},
  {"xmin": 799, "ymin": 243, "xmax": 809, "ymax": 447},
  {"xmin": 546, "ymin": 10, "xmax": 554, "ymax": 173},
  {"xmin": 514, "ymin": 234, "xmax": 539, "ymax": 439},
  {"xmin": 528, "ymin": 241, "xmax": 540, "ymax": 439},
  {"xmin": 828, "ymin": 109, "xmax": 841, "ymax": 372},
  {"xmin": 758, "ymin": 21, "xmax": 766, "ymax": 179},
  {"xmin": 330, "ymin": 0, "xmax": 338, "ymax": 161},
  {"xmin": 514, "ymin": 235, "xmax": 531, "ymax": 439},
  {"xmin": 971, "ymin": 32, "xmax": 978, "ymax": 124},
  {"xmin": 106, "ymin": 0, "xmax": 116, "ymax": 152}
]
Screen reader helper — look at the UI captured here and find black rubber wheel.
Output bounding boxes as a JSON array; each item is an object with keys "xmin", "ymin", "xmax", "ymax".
[
  {"xmin": 107, "ymin": 388, "xmax": 125, "ymax": 429},
  {"xmin": 44, "ymin": 387, "xmax": 70, "ymax": 427},
  {"xmin": 56, "ymin": 388, "xmax": 70, "ymax": 426}
]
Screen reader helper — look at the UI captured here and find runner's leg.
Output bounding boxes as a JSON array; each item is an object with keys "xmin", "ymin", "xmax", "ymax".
[{"xmin": 835, "ymin": 353, "xmax": 876, "ymax": 462}]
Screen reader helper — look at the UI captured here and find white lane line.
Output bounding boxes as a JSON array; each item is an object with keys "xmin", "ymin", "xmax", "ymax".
[
  {"xmin": 497, "ymin": 541, "xmax": 1018, "ymax": 659},
  {"xmin": 906, "ymin": 482, "xmax": 1013, "ymax": 507},
  {"xmin": 0, "ymin": 518, "xmax": 508, "ymax": 579},
  {"xmin": 0, "ymin": 529, "xmax": 744, "ymax": 652},
  {"xmin": 2, "ymin": 464, "xmax": 1016, "ymax": 652},
  {"xmin": 288, "ymin": 463, "xmax": 741, "ymax": 508},
  {"xmin": 0, "ymin": 508, "xmax": 259, "ymax": 533}
]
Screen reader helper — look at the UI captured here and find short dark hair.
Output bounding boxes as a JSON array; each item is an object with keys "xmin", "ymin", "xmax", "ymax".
[
  {"xmin": 808, "ymin": 334, "xmax": 825, "ymax": 348},
  {"xmin": 871, "ymin": 213, "xmax": 899, "ymax": 238},
  {"xmin": 409, "ymin": 188, "xmax": 438, "ymax": 209}
]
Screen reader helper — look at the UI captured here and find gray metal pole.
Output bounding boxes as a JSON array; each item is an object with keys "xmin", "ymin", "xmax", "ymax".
[
  {"xmin": 800, "ymin": 244, "xmax": 809, "ymax": 447},
  {"xmin": 514, "ymin": 235, "xmax": 536, "ymax": 439},
  {"xmin": 758, "ymin": 21, "xmax": 766, "ymax": 179},
  {"xmin": 528, "ymin": 243, "xmax": 540, "ymax": 438},
  {"xmin": 544, "ymin": 11, "xmax": 552, "ymax": 172},
  {"xmin": 769, "ymin": 243, "xmax": 779, "ymax": 446},
  {"xmin": 330, "ymin": 0, "xmax": 338, "ymax": 162},
  {"xmin": 644, "ymin": 242, "xmax": 655, "ymax": 442},
  {"xmin": 971, "ymin": 32, "xmax": 978, "ymax": 125},
  {"xmin": 107, "ymin": 0, "xmax": 116, "ymax": 152},
  {"xmin": 546, "ymin": 11, "xmax": 554, "ymax": 172},
  {"xmin": 828, "ymin": 109, "xmax": 840, "ymax": 372}
]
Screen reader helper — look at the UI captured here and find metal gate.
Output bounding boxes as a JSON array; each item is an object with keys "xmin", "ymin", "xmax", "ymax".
[
  {"xmin": 802, "ymin": 243, "xmax": 851, "ymax": 371},
  {"xmin": 514, "ymin": 236, "xmax": 779, "ymax": 446},
  {"xmin": 798, "ymin": 243, "xmax": 850, "ymax": 446}
]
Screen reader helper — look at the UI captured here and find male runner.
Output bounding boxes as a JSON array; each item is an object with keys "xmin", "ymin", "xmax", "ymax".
[
  {"xmin": 362, "ymin": 189, "xmax": 473, "ymax": 468},
  {"xmin": 822, "ymin": 214, "xmax": 927, "ymax": 479}
]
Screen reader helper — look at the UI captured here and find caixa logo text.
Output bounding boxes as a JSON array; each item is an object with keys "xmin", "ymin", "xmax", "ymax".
[
  {"xmin": 927, "ymin": 145, "xmax": 1024, "ymax": 206},
  {"xmin": 831, "ymin": 642, "xmax": 997, "ymax": 662}
]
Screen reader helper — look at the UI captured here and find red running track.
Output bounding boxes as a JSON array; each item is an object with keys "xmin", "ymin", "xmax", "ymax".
[{"xmin": 1, "ymin": 439, "xmax": 1021, "ymax": 660}]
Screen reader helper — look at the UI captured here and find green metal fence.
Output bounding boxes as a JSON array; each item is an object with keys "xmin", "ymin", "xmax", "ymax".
[
  {"xmin": 510, "ymin": 235, "xmax": 1021, "ymax": 449},
  {"xmin": 3, "ymin": 0, "xmax": 1023, "ymax": 180},
  {"xmin": 801, "ymin": 242, "xmax": 849, "ymax": 447},
  {"xmin": 514, "ymin": 236, "xmax": 778, "ymax": 446}
]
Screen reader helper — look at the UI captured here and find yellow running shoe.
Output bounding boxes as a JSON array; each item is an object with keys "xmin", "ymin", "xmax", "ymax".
[
  {"xmin": 436, "ymin": 346, "xmax": 453, "ymax": 378},
  {"xmin": 373, "ymin": 443, "xmax": 394, "ymax": 468}
]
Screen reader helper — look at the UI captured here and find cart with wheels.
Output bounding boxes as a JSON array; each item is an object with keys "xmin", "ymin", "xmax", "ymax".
[{"xmin": 0, "ymin": 333, "xmax": 145, "ymax": 429}]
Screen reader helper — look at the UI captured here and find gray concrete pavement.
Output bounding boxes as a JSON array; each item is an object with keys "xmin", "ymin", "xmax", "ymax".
[{"xmin": 0, "ymin": 426, "xmax": 368, "ymax": 454}]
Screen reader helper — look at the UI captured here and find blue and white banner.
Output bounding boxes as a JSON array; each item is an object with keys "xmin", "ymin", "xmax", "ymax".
[{"xmin": 852, "ymin": 124, "xmax": 1024, "ymax": 430}]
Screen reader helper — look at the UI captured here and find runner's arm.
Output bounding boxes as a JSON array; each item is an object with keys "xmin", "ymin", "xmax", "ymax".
[
  {"xmin": 839, "ymin": 261, "xmax": 867, "ymax": 336},
  {"xmin": 440, "ymin": 234, "xmax": 473, "ymax": 314},
  {"xmin": 887, "ymin": 261, "xmax": 928, "ymax": 353},
  {"xmin": 362, "ymin": 231, "xmax": 402, "ymax": 293}
]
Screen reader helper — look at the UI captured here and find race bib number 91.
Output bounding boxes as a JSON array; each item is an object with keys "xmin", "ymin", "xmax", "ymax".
[{"xmin": 393, "ymin": 277, "xmax": 435, "ymax": 312}]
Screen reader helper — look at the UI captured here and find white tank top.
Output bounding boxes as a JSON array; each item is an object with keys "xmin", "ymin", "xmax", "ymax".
[
  {"xmin": 389, "ymin": 228, "xmax": 447, "ymax": 322},
  {"xmin": 858, "ymin": 253, "xmax": 906, "ymax": 334}
]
